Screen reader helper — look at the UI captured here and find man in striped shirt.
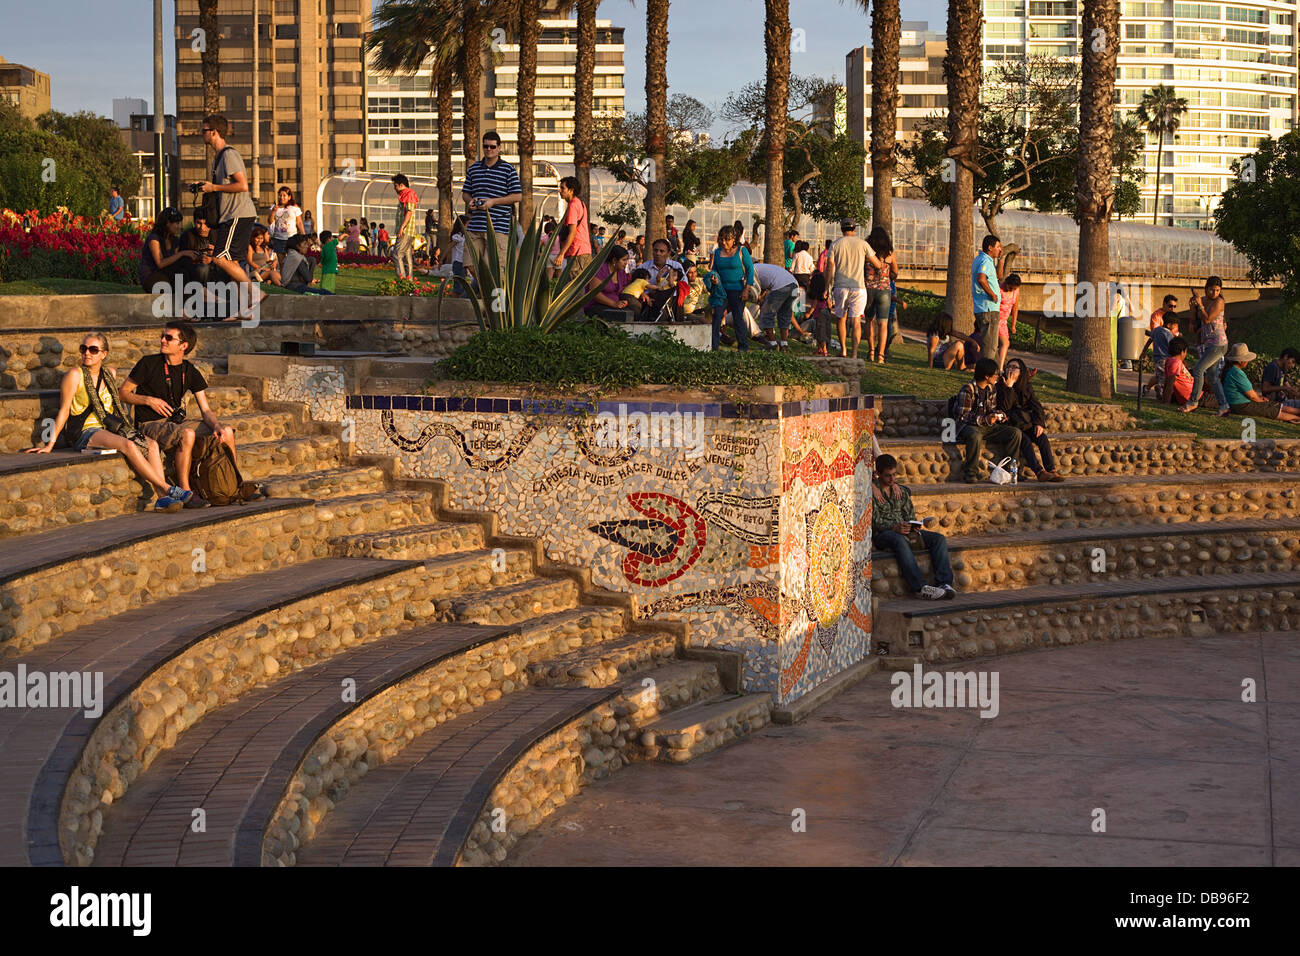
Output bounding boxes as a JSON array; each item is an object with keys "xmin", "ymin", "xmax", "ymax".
[{"xmin": 461, "ymin": 130, "xmax": 523, "ymax": 268}]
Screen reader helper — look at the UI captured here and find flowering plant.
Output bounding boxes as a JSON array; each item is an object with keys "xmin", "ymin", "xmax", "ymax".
[
  {"xmin": 0, "ymin": 208, "xmax": 144, "ymax": 284},
  {"xmin": 375, "ymin": 276, "xmax": 450, "ymax": 297}
]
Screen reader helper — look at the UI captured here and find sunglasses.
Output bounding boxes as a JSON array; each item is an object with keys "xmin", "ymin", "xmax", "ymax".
[
  {"xmin": 482, "ymin": 143, "xmax": 498, "ymax": 150},
  {"xmin": 161, "ymin": 333, "xmax": 179, "ymax": 342},
  {"xmin": 79, "ymin": 345, "xmax": 105, "ymax": 355}
]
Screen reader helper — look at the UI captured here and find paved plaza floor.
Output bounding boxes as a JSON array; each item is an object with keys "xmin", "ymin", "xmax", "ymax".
[{"xmin": 508, "ymin": 632, "xmax": 1298, "ymax": 866}]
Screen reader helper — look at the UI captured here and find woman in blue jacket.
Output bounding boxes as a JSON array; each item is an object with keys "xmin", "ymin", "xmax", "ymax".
[{"xmin": 705, "ymin": 225, "xmax": 754, "ymax": 351}]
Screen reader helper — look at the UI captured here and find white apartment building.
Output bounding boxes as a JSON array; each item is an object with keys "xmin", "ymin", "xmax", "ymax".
[
  {"xmin": 850, "ymin": 4, "xmax": 1299, "ymax": 228},
  {"xmin": 366, "ymin": 18, "xmax": 626, "ymax": 189}
]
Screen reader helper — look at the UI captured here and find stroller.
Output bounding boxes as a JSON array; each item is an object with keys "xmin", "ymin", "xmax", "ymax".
[{"xmin": 641, "ymin": 279, "xmax": 690, "ymax": 323}]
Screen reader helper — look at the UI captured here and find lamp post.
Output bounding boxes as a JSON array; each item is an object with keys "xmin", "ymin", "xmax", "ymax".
[
  {"xmin": 253, "ymin": 0, "xmax": 260, "ymax": 205},
  {"xmin": 153, "ymin": 0, "xmax": 165, "ymax": 216}
]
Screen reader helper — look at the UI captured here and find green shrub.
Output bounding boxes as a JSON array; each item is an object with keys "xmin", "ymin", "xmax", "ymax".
[{"xmin": 443, "ymin": 322, "xmax": 827, "ymax": 392}]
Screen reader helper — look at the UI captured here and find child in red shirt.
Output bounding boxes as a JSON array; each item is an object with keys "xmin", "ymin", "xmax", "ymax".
[{"xmin": 1162, "ymin": 336, "xmax": 1194, "ymax": 406}]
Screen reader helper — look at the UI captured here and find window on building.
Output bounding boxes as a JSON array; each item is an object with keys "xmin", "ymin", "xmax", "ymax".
[
  {"xmin": 1225, "ymin": 6, "xmax": 1267, "ymax": 23},
  {"xmin": 275, "ymin": 23, "xmax": 299, "ymax": 40},
  {"xmin": 1173, "ymin": 3, "xmax": 1221, "ymax": 19}
]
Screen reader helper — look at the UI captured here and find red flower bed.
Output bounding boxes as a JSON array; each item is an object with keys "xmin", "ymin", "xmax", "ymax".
[{"xmin": 0, "ymin": 208, "xmax": 146, "ymax": 285}]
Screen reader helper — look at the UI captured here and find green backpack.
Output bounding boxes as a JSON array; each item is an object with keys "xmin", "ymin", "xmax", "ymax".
[{"xmin": 189, "ymin": 433, "xmax": 258, "ymax": 506}]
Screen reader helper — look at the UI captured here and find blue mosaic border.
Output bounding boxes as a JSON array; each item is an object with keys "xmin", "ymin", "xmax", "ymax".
[{"xmin": 345, "ymin": 394, "xmax": 874, "ymax": 419}]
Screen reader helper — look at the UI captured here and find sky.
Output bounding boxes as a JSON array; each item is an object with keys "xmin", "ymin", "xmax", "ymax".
[{"xmin": 0, "ymin": 0, "xmax": 950, "ymax": 136}]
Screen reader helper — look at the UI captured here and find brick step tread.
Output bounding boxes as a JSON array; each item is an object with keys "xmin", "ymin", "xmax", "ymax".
[
  {"xmin": 872, "ymin": 517, "xmax": 1300, "ymax": 558},
  {"xmin": 878, "ymin": 429, "xmax": 1198, "ymax": 446},
  {"xmin": 526, "ymin": 630, "xmax": 678, "ymax": 686},
  {"xmin": 0, "ymin": 557, "xmax": 417, "ymax": 867},
  {"xmin": 643, "ymin": 693, "xmax": 774, "ymax": 736},
  {"xmin": 881, "ymin": 570, "xmax": 1300, "ymax": 617},
  {"xmin": 91, "ymin": 620, "xmax": 520, "ymax": 867},
  {"xmin": 905, "ymin": 471, "xmax": 1300, "ymax": 498},
  {"xmin": 0, "ymin": 496, "xmax": 312, "ymax": 584},
  {"xmin": 295, "ymin": 686, "xmax": 616, "ymax": 867},
  {"xmin": 329, "ymin": 521, "xmax": 486, "ymax": 553}
]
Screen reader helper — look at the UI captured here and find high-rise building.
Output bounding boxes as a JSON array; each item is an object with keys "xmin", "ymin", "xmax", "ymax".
[
  {"xmin": 119, "ymin": 112, "xmax": 180, "ymax": 221},
  {"xmin": 113, "ymin": 98, "xmax": 149, "ymax": 130},
  {"xmin": 173, "ymin": 0, "xmax": 368, "ymax": 215},
  {"xmin": 850, "ymin": 5, "xmax": 1299, "ymax": 228},
  {"xmin": 366, "ymin": 18, "xmax": 626, "ymax": 188},
  {"xmin": 0, "ymin": 55, "xmax": 51, "ymax": 119}
]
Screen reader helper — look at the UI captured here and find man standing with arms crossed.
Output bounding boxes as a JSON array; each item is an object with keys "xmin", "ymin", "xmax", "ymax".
[
  {"xmin": 972, "ymin": 234, "xmax": 1002, "ymax": 363},
  {"xmin": 392, "ymin": 174, "xmax": 420, "ymax": 279},
  {"xmin": 461, "ymin": 130, "xmax": 523, "ymax": 265},
  {"xmin": 822, "ymin": 218, "xmax": 884, "ymax": 359},
  {"xmin": 195, "ymin": 114, "xmax": 262, "ymax": 321}
]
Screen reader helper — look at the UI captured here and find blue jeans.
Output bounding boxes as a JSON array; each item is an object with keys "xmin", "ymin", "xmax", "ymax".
[
  {"xmin": 452, "ymin": 260, "xmax": 466, "ymax": 278},
  {"xmin": 876, "ymin": 529, "xmax": 954, "ymax": 593},
  {"xmin": 712, "ymin": 288, "xmax": 749, "ymax": 350},
  {"xmin": 1189, "ymin": 345, "xmax": 1228, "ymax": 409},
  {"xmin": 865, "ymin": 289, "xmax": 891, "ymax": 322},
  {"xmin": 758, "ymin": 283, "xmax": 798, "ymax": 331}
]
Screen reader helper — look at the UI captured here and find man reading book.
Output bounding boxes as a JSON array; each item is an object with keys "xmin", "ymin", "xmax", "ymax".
[{"xmin": 871, "ymin": 453, "xmax": 957, "ymax": 600}]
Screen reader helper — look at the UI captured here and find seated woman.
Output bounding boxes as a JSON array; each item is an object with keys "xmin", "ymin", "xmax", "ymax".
[
  {"xmin": 995, "ymin": 357, "xmax": 1065, "ymax": 481},
  {"xmin": 584, "ymin": 244, "xmax": 635, "ymax": 321},
  {"xmin": 138, "ymin": 207, "xmax": 195, "ymax": 293},
  {"xmin": 278, "ymin": 235, "xmax": 333, "ymax": 294},
  {"xmin": 26, "ymin": 333, "xmax": 193, "ymax": 512},
  {"xmin": 248, "ymin": 225, "xmax": 281, "ymax": 285},
  {"xmin": 1221, "ymin": 342, "xmax": 1300, "ymax": 422},
  {"xmin": 928, "ymin": 313, "xmax": 980, "ymax": 370},
  {"xmin": 681, "ymin": 263, "xmax": 708, "ymax": 317}
]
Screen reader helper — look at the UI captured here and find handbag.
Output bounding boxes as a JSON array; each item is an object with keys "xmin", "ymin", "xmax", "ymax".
[{"xmin": 987, "ymin": 456, "xmax": 1015, "ymax": 485}]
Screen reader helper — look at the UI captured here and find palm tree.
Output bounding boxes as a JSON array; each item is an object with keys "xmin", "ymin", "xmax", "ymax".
[
  {"xmin": 572, "ymin": 0, "xmax": 600, "ymax": 202},
  {"xmin": 869, "ymin": 0, "xmax": 900, "ymax": 234},
  {"xmin": 516, "ymin": 0, "xmax": 541, "ymax": 225},
  {"xmin": 1066, "ymin": 0, "xmax": 1120, "ymax": 398},
  {"xmin": 369, "ymin": 0, "xmax": 464, "ymax": 256},
  {"xmin": 762, "ymin": 1, "xmax": 791, "ymax": 266},
  {"xmin": 1135, "ymin": 83, "xmax": 1188, "ymax": 226},
  {"xmin": 461, "ymin": 1, "xmax": 487, "ymax": 168},
  {"xmin": 198, "ymin": 0, "xmax": 221, "ymax": 115},
  {"xmin": 942, "ymin": 0, "xmax": 982, "ymax": 334},
  {"xmin": 644, "ymin": 0, "xmax": 669, "ymax": 245}
]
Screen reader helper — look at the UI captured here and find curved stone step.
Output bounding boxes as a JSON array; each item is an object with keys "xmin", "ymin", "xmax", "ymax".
[
  {"xmin": 330, "ymin": 520, "xmax": 486, "ymax": 559},
  {"xmin": 871, "ymin": 518, "xmax": 1300, "ymax": 597},
  {"xmin": 525, "ymin": 630, "xmax": 679, "ymax": 688},
  {"xmin": 873, "ymin": 571, "xmax": 1300, "ymax": 662},
  {"xmin": 294, "ymin": 686, "xmax": 616, "ymax": 867},
  {"xmin": 874, "ymin": 395, "xmax": 1135, "ymax": 437},
  {"xmin": 452, "ymin": 576, "xmax": 581, "ymax": 626},
  {"xmin": 261, "ymin": 464, "xmax": 388, "ymax": 500},
  {"xmin": 90, "ymin": 621, "xmax": 519, "ymax": 866},
  {"xmin": 640, "ymin": 692, "xmax": 774, "ymax": 764},
  {"xmin": 0, "ymin": 557, "xmax": 415, "ymax": 867}
]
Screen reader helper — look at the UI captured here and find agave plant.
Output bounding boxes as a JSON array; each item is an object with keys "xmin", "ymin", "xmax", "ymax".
[{"xmin": 439, "ymin": 212, "xmax": 618, "ymax": 332}]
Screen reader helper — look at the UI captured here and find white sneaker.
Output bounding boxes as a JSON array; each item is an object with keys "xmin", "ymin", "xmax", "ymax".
[
  {"xmin": 918, "ymin": 585, "xmax": 946, "ymax": 601},
  {"xmin": 941, "ymin": 584, "xmax": 958, "ymax": 599}
]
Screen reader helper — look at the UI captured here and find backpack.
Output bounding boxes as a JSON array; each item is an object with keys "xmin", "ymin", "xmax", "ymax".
[{"xmin": 189, "ymin": 433, "xmax": 257, "ymax": 506}]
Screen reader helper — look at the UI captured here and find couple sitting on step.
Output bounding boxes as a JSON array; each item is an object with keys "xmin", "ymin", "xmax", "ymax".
[
  {"xmin": 949, "ymin": 358, "xmax": 1066, "ymax": 484},
  {"xmin": 27, "ymin": 321, "xmax": 259, "ymax": 512}
]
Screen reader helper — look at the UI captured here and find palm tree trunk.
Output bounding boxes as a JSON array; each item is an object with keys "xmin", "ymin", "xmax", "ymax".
[
  {"xmin": 644, "ymin": 0, "xmax": 669, "ymax": 245},
  {"xmin": 573, "ymin": 0, "xmax": 598, "ymax": 202},
  {"xmin": 943, "ymin": 0, "xmax": 981, "ymax": 334},
  {"xmin": 462, "ymin": 1, "xmax": 486, "ymax": 169},
  {"xmin": 762, "ymin": 0, "xmax": 791, "ymax": 265},
  {"xmin": 198, "ymin": 0, "xmax": 221, "ymax": 115},
  {"xmin": 871, "ymin": 0, "xmax": 901, "ymax": 235},
  {"xmin": 517, "ymin": 0, "xmax": 540, "ymax": 226},
  {"xmin": 1066, "ymin": 0, "xmax": 1119, "ymax": 399},
  {"xmin": 436, "ymin": 59, "xmax": 455, "ymax": 260},
  {"xmin": 1151, "ymin": 129, "xmax": 1162, "ymax": 226}
]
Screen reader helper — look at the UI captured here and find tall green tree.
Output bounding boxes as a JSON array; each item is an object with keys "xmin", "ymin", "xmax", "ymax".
[
  {"xmin": 762, "ymin": 0, "xmax": 791, "ymax": 264},
  {"xmin": 517, "ymin": 0, "xmax": 541, "ymax": 225},
  {"xmin": 869, "ymin": 0, "xmax": 901, "ymax": 234},
  {"xmin": 644, "ymin": 0, "xmax": 670, "ymax": 245},
  {"xmin": 461, "ymin": 1, "xmax": 487, "ymax": 168},
  {"xmin": 36, "ymin": 112, "xmax": 143, "ymax": 201},
  {"xmin": 1135, "ymin": 83, "xmax": 1188, "ymax": 226},
  {"xmin": 1067, "ymin": 0, "xmax": 1120, "ymax": 399},
  {"xmin": 1216, "ymin": 132, "xmax": 1300, "ymax": 298},
  {"xmin": 572, "ymin": 0, "xmax": 601, "ymax": 202},
  {"xmin": 943, "ymin": 0, "xmax": 982, "ymax": 334}
]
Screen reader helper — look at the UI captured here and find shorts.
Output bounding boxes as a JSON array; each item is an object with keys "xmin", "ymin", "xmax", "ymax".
[
  {"xmin": 212, "ymin": 217, "xmax": 256, "ymax": 265},
  {"xmin": 74, "ymin": 427, "xmax": 103, "ymax": 451},
  {"xmin": 831, "ymin": 287, "xmax": 867, "ymax": 319},
  {"xmin": 137, "ymin": 418, "xmax": 215, "ymax": 452},
  {"xmin": 864, "ymin": 288, "xmax": 890, "ymax": 322},
  {"xmin": 998, "ymin": 318, "xmax": 1010, "ymax": 340},
  {"xmin": 758, "ymin": 283, "xmax": 798, "ymax": 331},
  {"xmin": 1230, "ymin": 401, "xmax": 1282, "ymax": 419},
  {"xmin": 271, "ymin": 236, "xmax": 289, "ymax": 256}
]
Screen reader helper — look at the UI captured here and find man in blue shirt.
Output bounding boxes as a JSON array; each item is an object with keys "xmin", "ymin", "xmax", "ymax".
[
  {"xmin": 108, "ymin": 186, "xmax": 125, "ymax": 222},
  {"xmin": 971, "ymin": 234, "xmax": 1002, "ymax": 362},
  {"xmin": 461, "ymin": 130, "xmax": 523, "ymax": 268}
]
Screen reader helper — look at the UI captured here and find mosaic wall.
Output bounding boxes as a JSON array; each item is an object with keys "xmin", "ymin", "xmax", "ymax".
[{"xmin": 259, "ymin": 360, "xmax": 874, "ymax": 706}]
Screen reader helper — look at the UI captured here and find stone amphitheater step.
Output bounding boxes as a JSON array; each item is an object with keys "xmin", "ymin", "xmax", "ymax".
[
  {"xmin": 874, "ymin": 571, "xmax": 1300, "ymax": 662},
  {"xmin": 640, "ymin": 692, "xmax": 775, "ymax": 764},
  {"xmin": 871, "ymin": 517, "xmax": 1300, "ymax": 598},
  {"xmin": 452, "ymin": 576, "xmax": 581, "ymax": 626},
  {"xmin": 329, "ymin": 520, "xmax": 486, "ymax": 559},
  {"xmin": 873, "ymin": 395, "xmax": 1136, "ymax": 437},
  {"xmin": 0, "ymin": 338, "xmax": 217, "ymax": 391},
  {"xmin": 525, "ymin": 629, "xmax": 680, "ymax": 688},
  {"xmin": 905, "ymin": 471, "xmax": 1300, "ymax": 538},
  {"xmin": 0, "ymin": 488, "xmax": 452, "ymax": 658},
  {"xmin": 294, "ymin": 686, "xmax": 617, "ymax": 867},
  {"xmin": 190, "ymin": 409, "xmax": 302, "ymax": 443},
  {"xmin": 0, "ymin": 435, "xmax": 346, "ymax": 540},
  {"xmin": 0, "ymin": 556, "xmax": 414, "ymax": 866},
  {"xmin": 261, "ymin": 464, "xmax": 388, "ymax": 500},
  {"xmin": 90, "ymin": 620, "xmax": 521, "ymax": 866}
]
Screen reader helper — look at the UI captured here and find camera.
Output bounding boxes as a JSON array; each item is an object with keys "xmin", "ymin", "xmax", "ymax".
[{"xmin": 189, "ymin": 182, "xmax": 204, "ymax": 195}]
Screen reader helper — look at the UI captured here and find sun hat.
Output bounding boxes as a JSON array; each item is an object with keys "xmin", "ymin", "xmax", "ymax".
[{"xmin": 1225, "ymin": 343, "xmax": 1257, "ymax": 363}]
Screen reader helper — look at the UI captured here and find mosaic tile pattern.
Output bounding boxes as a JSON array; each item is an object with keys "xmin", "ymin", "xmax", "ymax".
[
  {"xmin": 267, "ymin": 371, "xmax": 873, "ymax": 706},
  {"xmin": 266, "ymin": 363, "xmax": 347, "ymax": 425}
]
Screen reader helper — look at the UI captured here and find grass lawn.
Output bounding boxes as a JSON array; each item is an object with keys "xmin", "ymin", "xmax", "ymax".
[
  {"xmin": 866, "ymin": 339, "xmax": 1300, "ymax": 441},
  {"xmin": 0, "ymin": 277, "xmax": 136, "ymax": 295}
]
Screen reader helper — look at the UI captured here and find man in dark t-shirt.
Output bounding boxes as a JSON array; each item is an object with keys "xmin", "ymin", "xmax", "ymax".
[
  {"xmin": 1260, "ymin": 347, "xmax": 1300, "ymax": 408},
  {"xmin": 120, "ymin": 321, "xmax": 245, "ymax": 504}
]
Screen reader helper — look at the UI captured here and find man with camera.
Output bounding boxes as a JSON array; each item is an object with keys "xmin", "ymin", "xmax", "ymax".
[
  {"xmin": 119, "ymin": 321, "xmax": 241, "ymax": 508},
  {"xmin": 192, "ymin": 114, "xmax": 262, "ymax": 321},
  {"xmin": 461, "ymin": 130, "xmax": 523, "ymax": 267}
]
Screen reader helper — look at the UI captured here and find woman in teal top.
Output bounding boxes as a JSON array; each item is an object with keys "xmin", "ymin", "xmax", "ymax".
[
  {"xmin": 706, "ymin": 225, "xmax": 754, "ymax": 351},
  {"xmin": 1221, "ymin": 343, "xmax": 1300, "ymax": 421}
]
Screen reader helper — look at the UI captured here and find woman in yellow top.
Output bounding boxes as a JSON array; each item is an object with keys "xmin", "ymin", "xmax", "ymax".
[{"xmin": 27, "ymin": 332, "xmax": 186, "ymax": 512}]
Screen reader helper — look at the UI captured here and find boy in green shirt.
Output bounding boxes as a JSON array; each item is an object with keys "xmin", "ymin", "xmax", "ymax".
[{"xmin": 319, "ymin": 230, "xmax": 339, "ymax": 292}]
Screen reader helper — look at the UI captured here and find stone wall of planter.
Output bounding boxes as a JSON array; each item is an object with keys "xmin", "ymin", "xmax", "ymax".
[{"xmin": 874, "ymin": 396, "xmax": 1136, "ymax": 437}]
